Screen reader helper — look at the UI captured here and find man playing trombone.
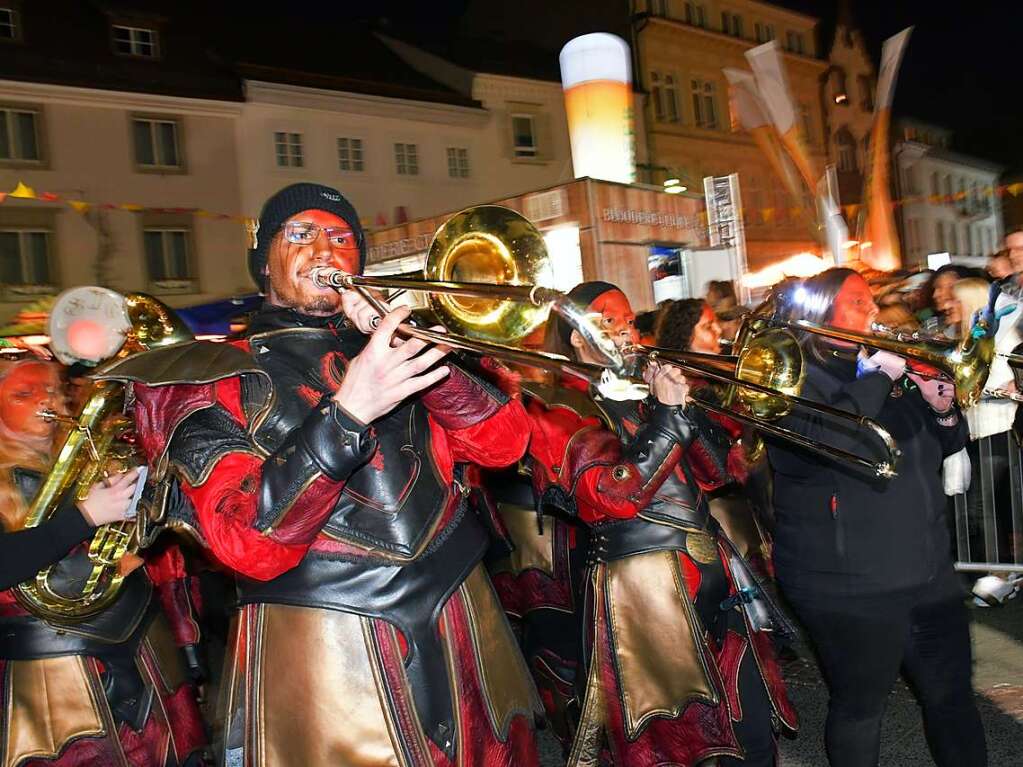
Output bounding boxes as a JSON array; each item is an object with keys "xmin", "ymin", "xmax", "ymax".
[
  {"xmin": 119, "ymin": 183, "xmax": 544, "ymax": 767},
  {"xmin": 524, "ymin": 281, "xmax": 796, "ymax": 767}
]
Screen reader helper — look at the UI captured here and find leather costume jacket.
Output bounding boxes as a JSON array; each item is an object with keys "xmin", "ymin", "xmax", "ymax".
[{"xmin": 113, "ymin": 304, "xmax": 531, "ymax": 758}]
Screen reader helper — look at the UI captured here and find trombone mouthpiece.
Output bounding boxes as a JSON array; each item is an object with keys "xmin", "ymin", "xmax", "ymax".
[{"xmin": 311, "ymin": 268, "xmax": 345, "ymax": 289}]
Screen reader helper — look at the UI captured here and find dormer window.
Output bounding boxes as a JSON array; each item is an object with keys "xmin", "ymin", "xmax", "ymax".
[
  {"xmin": 0, "ymin": 8, "xmax": 19, "ymax": 40},
  {"xmin": 112, "ymin": 25, "xmax": 158, "ymax": 58}
]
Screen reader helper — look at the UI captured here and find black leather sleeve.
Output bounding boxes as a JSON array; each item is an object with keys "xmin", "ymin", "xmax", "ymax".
[
  {"xmin": 255, "ymin": 396, "xmax": 377, "ymax": 532},
  {"xmin": 621, "ymin": 403, "xmax": 698, "ymax": 467}
]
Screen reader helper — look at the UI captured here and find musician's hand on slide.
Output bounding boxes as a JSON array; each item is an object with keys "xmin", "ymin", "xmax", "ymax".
[
  {"xmin": 646, "ymin": 361, "xmax": 690, "ymax": 407},
  {"xmin": 340, "ymin": 289, "xmax": 387, "ymax": 334},
  {"xmin": 77, "ymin": 468, "xmax": 142, "ymax": 526},
  {"xmin": 859, "ymin": 349, "xmax": 906, "ymax": 381},
  {"xmin": 907, "ymin": 372, "xmax": 956, "ymax": 414},
  {"xmin": 333, "ymin": 307, "xmax": 451, "ymax": 424}
]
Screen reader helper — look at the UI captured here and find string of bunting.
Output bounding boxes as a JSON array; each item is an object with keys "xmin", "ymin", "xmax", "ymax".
[{"xmin": 2, "ymin": 179, "xmax": 1021, "ymax": 231}]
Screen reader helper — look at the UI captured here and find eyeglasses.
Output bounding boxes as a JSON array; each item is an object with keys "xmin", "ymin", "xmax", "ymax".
[{"xmin": 282, "ymin": 221, "xmax": 360, "ymax": 251}]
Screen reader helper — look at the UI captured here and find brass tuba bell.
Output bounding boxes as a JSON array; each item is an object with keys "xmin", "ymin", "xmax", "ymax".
[{"xmin": 14, "ymin": 288, "xmax": 192, "ymax": 622}]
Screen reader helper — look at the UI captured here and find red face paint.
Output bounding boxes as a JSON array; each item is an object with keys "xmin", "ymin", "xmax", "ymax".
[{"xmin": 589, "ymin": 289, "xmax": 639, "ymax": 348}]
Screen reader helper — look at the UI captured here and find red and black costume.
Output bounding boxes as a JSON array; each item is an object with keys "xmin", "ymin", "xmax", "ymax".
[
  {"xmin": 0, "ymin": 483, "xmax": 207, "ymax": 767},
  {"xmin": 526, "ymin": 375, "xmax": 797, "ymax": 766},
  {"xmin": 105, "ymin": 303, "xmax": 542, "ymax": 767}
]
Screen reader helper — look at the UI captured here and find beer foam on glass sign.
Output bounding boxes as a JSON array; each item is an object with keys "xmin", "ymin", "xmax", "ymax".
[{"xmin": 559, "ymin": 33, "xmax": 636, "ymax": 184}]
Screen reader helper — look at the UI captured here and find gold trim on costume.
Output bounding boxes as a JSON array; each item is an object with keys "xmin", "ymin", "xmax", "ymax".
[
  {"xmin": 253, "ymin": 604, "xmax": 402, "ymax": 767},
  {"xmin": 460, "ymin": 565, "xmax": 543, "ymax": 741},
  {"xmin": 567, "ymin": 567, "xmax": 607, "ymax": 767},
  {"xmin": 605, "ymin": 551, "xmax": 719, "ymax": 739},
  {"xmin": 2, "ymin": 656, "xmax": 108, "ymax": 767},
  {"xmin": 496, "ymin": 503, "xmax": 557, "ymax": 578}
]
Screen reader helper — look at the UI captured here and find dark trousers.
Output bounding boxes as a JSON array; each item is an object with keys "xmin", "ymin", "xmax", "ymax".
[
  {"xmin": 783, "ymin": 574, "xmax": 987, "ymax": 767},
  {"xmin": 718, "ymin": 642, "xmax": 777, "ymax": 767}
]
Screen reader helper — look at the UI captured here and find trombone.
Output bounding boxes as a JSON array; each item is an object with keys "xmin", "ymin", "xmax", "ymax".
[
  {"xmin": 752, "ymin": 316, "xmax": 995, "ymax": 409},
  {"xmin": 316, "ymin": 204, "xmax": 900, "ymax": 478}
]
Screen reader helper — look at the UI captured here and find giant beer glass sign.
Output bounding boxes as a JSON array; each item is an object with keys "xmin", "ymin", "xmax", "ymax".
[{"xmin": 559, "ymin": 33, "xmax": 636, "ymax": 184}]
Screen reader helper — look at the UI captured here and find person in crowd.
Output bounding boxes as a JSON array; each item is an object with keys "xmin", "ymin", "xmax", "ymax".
[
  {"xmin": 767, "ymin": 268, "xmax": 987, "ymax": 767},
  {"xmin": 987, "ymin": 249, "xmax": 1013, "ymax": 280},
  {"xmin": 527, "ymin": 281, "xmax": 796, "ymax": 767},
  {"xmin": 706, "ymin": 279, "xmax": 746, "ymax": 343},
  {"xmin": 925, "ymin": 264, "xmax": 969, "ymax": 335},
  {"xmin": 0, "ymin": 358, "xmax": 208, "ymax": 766},
  {"xmin": 653, "ymin": 298, "xmax": 773, "ymax": 575},
  {"xmin": 114, "ymin": 183, "xmax": 542, "ymax": 767}
]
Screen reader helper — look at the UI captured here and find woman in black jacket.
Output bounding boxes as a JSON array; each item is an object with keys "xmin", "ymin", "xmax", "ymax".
[
  {"xmin": 766, "ymin": 268, "xmax": 986, "ymax": 767},
  {"xmin": 0, "ymin": 468, "xmax": 140, "ymax": 590}
]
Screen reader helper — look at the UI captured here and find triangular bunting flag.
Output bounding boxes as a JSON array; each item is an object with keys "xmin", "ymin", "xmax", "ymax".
[{"xmin": 9, "ymin": 182, "xmax": 36, "ymax": 199}]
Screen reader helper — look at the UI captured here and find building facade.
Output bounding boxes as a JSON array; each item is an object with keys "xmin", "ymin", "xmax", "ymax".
[
  {"xmin": 820, "ymin": 3, "xmax": 875, "ymax": 207},
  {"xmin": 893, "ymin": 120, "xmax": 1003, "ymax": 268},
  {"xmin": 0, "ymin": 1, "xmax": 247, "ymax": 320},
  {"xmin": 631, "ymin": 0, "xmax": 829, "ymax": 268}
]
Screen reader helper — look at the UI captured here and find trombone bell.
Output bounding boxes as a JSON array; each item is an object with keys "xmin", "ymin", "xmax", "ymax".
[
  {"xmin": 735, "ymin": 328, "xmax": 805, "ymax": 419},
  {"xmin": 425, "ymin": 206, "xmax": 555, "ymax": 343}
]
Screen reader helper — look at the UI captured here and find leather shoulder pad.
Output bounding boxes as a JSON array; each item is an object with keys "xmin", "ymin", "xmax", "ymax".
[
  {"xmin": 522, "ymin": 382, "xmax": 609, "ymax": 425},
  {"xmin": 94, "ymin": 340, "xmax": 268, "ymax": 388},
  {"xmin": 168, "ymin": 405, "xmax": 258, "ymax": 488}
]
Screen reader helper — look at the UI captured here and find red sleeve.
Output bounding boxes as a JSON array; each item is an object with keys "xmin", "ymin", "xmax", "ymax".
[
  {"xmin": 144, "ymin": 544, "xmax": 201, "ymax": 647},
  {"xmin": 442, "ymin": 398, "xmax": 530, "ymax": 468},
  {"xmin": 526, "ymin": 399, "xmax": 655, "ymax": 524},
  {"xmin": 181, "ymin": 452, "xmax": 342, "ymax": 582}
]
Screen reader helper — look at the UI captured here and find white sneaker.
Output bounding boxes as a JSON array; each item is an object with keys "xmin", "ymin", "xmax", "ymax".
[{"xmin": 972, "ymin": 574, "xmax": 1021, "ymax": 606}]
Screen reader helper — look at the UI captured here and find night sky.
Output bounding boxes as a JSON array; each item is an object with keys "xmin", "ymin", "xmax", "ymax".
[{"xmin": 208, "ymin": 0, "xmax": 1023, "ymax": 173}]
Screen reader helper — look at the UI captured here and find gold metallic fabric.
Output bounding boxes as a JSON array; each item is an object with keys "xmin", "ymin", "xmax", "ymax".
[
  {"xmin": 251, "ymin": 604, "xmax": 403, "ymax": 767},
  {"xmin": 709, "ymin": 495, "xmax": 767, "ymax": 561},
  {"xmin": 142, "ymin": 610, "xmax": 188, "ymax": 695},
  {"xmin": 567, "ymin": 568, "xmax": 607, "ymax": 767},
  {"xmin": 2, "ymin": 656, "xmax": 107, "ymax": 767},
  {"xmin": 496, "ymin": 503, "xmax": 556, "ymax": 578},
  {"xmin": 459, "ymin": 565, "xmax": 543, "ymax": 739},
  {"xmin": 605, "ymin": 551, "xmax": 718, "ymax": 738}
]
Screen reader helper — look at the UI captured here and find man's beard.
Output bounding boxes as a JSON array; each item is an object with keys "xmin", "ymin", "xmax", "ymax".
[{"xmin": 298, "ymin": 294, "xmax": 341, "ymax": 315}]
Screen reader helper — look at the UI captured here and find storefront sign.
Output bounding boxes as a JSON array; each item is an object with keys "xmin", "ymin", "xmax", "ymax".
[
  {"xmin": 367, "ymin": 233, "xmax": 432, "ymax": 262},
  {"xmin": 601, "ymin": 207, "xmax": 697, "ymax": 230}
]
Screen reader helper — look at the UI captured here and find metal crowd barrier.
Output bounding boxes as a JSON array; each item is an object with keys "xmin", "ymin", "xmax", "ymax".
[{"xmin": 952, "ymin": 430, "xmax": 1023, "ymax": 573}]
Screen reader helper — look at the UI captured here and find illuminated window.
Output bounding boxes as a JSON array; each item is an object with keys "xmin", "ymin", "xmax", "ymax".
[
  {"xmin": 394, "ymin": 143, "xmax": 419, "ymax": 175},
  {"xmin": 337, "ymin": 137, "xmax": 364, "ymax": 172},
  {"xmin": 446, "ymin": 147, "xmax": 469, "ymax": 178},
  {"xmin": 691, "ymin": 79, "xmax": 718, "ymax": 129},
  {"xmin": 112, "ymin": 25, "xmax": 158, "ymax": 57},
  {"xmin": 274, "ymin": 132, "xmax": 303, "ymax": 168}
]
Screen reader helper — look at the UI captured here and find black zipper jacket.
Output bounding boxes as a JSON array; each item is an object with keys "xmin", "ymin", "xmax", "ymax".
[{"xmin": 766, "ymin": 351, "xmax": 968, "ymax": 597}]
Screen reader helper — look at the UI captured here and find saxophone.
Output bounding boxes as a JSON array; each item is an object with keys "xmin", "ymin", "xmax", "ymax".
[{"xmin": 14, "ymin": 289, "xmax": 193, "ymax": 623}]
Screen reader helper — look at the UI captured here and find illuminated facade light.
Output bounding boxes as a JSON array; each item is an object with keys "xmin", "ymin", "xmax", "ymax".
[{"xmin": 559, "ymin": 34, "xmax": 636, "ymax": 184}]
